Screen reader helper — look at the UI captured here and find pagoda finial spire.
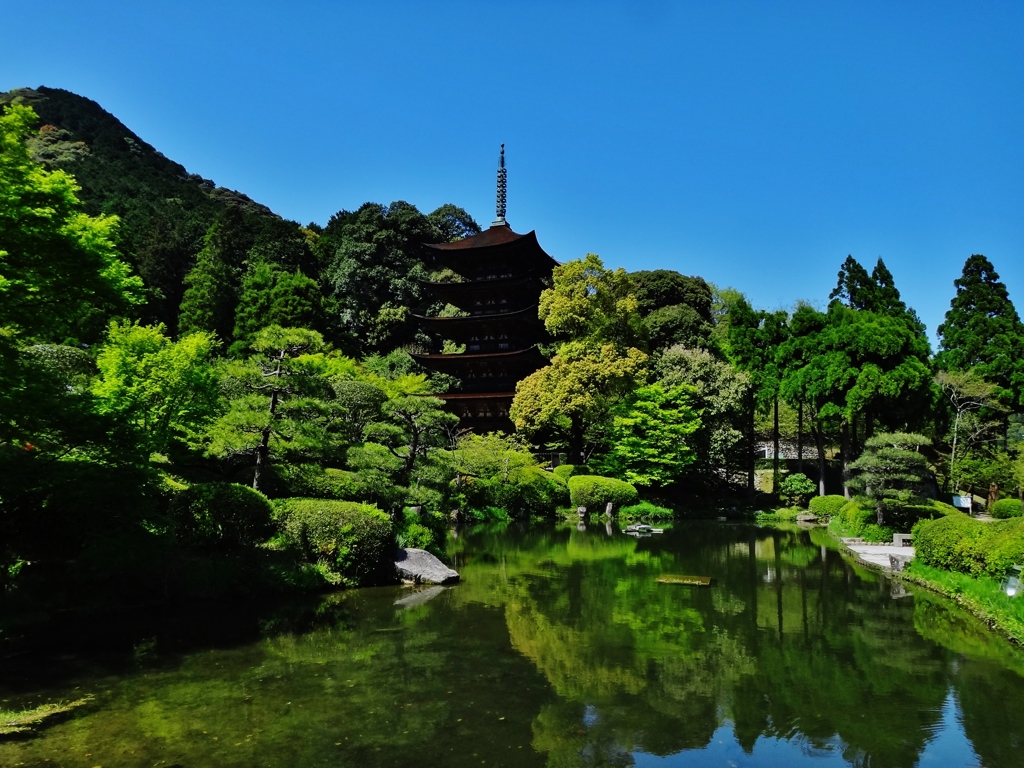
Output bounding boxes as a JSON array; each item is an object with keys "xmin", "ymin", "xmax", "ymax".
[{"xmin": 492, "ymin": 143, "xmax": 507, "ymax": 227}]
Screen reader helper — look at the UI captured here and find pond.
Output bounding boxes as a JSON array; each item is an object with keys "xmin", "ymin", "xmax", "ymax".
[{"xmin": 3, "ymin": 522, "xmax": 1024, "ymax": 767}]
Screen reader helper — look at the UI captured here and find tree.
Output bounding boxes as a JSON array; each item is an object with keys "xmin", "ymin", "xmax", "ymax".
[
  {"xmin": 513, "ymin": 254, "xmax": 649, "ymax": 463},
  {"xmin": 178, "ymin": 208, "xmax": 252, "ymax": 341},
  {"xmin": 203, "ymin": 326, "xmax": 329, "ymax": 491},
  {"xmin": 0, "ymin": 103, "xmax": 143, "ymax": 342},
  {"xmin": 539, "ymin": 254, "xmax": 646, "ymax": 350},
  {"xmin": 726, "ymin": 296, "xmax": 789, "ymax": 494},
  {"xmin": 92, "ymin": 321, "xmax": 220, "ymax": 454},
  {"xmin": 595, "ymin": 383, "xmax": 701, "ymax": 487},
  {"xmin": 630, "ymin": 270, "xmax": 714, "ymax": 351},
  {"xmin": 936, "ymin": 254, "xmax": 1024, "ymax": 408},
  {"xmin": 935, "ymin": 370, "xmax": 1004, "ymax": 493},
  {"xmin": 232, "ymin": 264, "xmax": 323, "ymax": 354},
  {"xmin": 779, "ymin": 300, "xmax": 933, "ymax": 497},
  {"xmin": 511, "ymin": 342, "xmax": 647, "ymax": 464},
  {"xmin": 847, "ymin": 432, "xmax": 931, "ymax": 525},
  {"xmin": 656, "ymin": 346, "xmax": 751, "ymax": 489},
  {"xmin": 322, "ymin": 201, "xmax": 439, "ymax": 353}
]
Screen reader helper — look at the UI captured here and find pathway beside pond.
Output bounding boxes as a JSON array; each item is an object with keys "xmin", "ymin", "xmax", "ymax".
[{"xmin": 845, "ymin": 542, "xmax": 915, "ymax": 570}]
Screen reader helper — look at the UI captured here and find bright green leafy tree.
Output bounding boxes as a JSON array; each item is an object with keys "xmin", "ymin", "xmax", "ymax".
[
  {"xmin": 0, "ymin": 103, "xmax": 143, "ymax": 342},
  {"xmin": 93, "ymin": 321, "xmax": 220, "ymax": 454},
  {"xmin": 595, "ymin": 383, "xmax": 701, "ymax": 487}
]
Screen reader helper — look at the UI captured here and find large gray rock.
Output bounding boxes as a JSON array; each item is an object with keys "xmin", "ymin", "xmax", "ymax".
[{"xmin": 394, "ymin": 548, "xmax": 460, "ymax": 585}]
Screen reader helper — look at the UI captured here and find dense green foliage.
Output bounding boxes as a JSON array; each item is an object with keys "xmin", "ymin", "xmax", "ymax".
[
  {"xmin": 778, "ymin": 473, "xmax": 816, "ymax": 507},
  {"xmin": 808, "ymin": 494, "xmax": 847, "ymax": 518},
  {"xmin": 913, "ymin": 514, "xmax": 1024, "ymax": 577},
  {"xmin": 169, "ymin": 483, "xmax": 274, "ymax": 551},
  {"xmin": 847, "ymin": 433, "xmax": 931, "ymax": 525},
  {"xmin": 991, "ymin": 498, "xmax": 1023, "ymax": 519},
  {"xmin": 274, "ymin": 499, "xmax": 393, "ymax": 586},
  {"xmin": 567, "ymin": 475, "xmax": 639, "ymax": 510}
]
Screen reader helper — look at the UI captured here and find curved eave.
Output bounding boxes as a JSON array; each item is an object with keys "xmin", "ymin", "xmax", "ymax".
[
  {"xmin": 411, "ymin": 345, "xmax": 547, "ymax": 364},
  {"xmin": 419, "ymin": 266, "xmax": 546, "ymax": 291},
  {"xmin": 412, "ymin": 305, "xmax": 541, "ymax": 324},
  {"xmin": 426, "ymin": 226, "xmax": 558, "ymax": 268}
]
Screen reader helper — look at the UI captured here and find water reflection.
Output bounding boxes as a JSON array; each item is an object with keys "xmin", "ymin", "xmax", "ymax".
[{"xmin": 1, "ymin": 522, "xmax": 1022, "ymax": 767}]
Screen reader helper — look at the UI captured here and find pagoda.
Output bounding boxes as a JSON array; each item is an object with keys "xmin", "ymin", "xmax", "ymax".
[{"xmin": 413, "ymin": 146, "xmax": 558, "ymax": 432}]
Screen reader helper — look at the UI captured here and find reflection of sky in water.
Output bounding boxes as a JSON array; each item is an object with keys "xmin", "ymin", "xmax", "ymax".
[
  {"xmin": 632, "ymin": 708, "xmax": 981, "ymax": 768},
  {"xmin": 632, "ymin": 724, "xmax": 848, "ymax": 767},
  {"xmin": 915, "ymin": 690, "xmax": 981, "ymax": 768}
]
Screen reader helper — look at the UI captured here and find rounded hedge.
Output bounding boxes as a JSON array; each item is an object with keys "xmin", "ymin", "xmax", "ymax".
[
  {"xmin": 568, "ymin": 475, "xmax": 638, "ymax": 510},
  {"xmin": 913, "ymin": 514, "xmax": 1024, "ymax": 577},
  {"xmin": 275, "ymin": 498, "xmax": 393, "ymax": 586},
  {"xmin": 552, "ymin": 464, "xmax": 588, "ymax": 481},
  {"xmin": 169, "ymin": 482, "xmax": 274, "ymax": 551},
  {"xmin": 809, "ymin": 494, "xmax": 847, "ymax": 519},
  {"xmin": 991, "ymin": 498, "xmax": 1024, "ymax": 519}
]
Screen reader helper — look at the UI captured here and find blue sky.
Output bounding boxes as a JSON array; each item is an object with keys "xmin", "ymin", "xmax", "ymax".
[{"xmin": 3, "ymin": 1, "xmax": 1022, "ymax": 344}]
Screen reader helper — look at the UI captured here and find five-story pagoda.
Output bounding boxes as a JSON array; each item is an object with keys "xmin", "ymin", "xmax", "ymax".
[{"xmin": 413, "ymin": 146, "xmax": 557, "ymax": 432}]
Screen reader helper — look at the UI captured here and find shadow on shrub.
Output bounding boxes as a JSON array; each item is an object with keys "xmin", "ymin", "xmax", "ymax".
[{"xmin": 275, "ymin": 499, "xmax": 394, "ymax": 587}]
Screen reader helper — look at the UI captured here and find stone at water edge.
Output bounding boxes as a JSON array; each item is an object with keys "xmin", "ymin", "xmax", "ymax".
[{"xmin": 394, "ymin": 548, "xmax": 460, "ymax": 585}]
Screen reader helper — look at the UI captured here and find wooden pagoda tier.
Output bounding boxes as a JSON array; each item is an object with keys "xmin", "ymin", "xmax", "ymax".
[
  {"xmin": 415, "ymin": 223, "xmax": 557, "ymax": 432},
  {"xmin": 418, "ymin": 267, "xmax": 549, "ymax": 314},
  {"xmin": 412, "ymin": 305, "xmax": 544, "ymax": 351}
]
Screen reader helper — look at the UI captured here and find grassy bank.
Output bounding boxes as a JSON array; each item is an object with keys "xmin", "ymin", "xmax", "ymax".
[{"xmin": 903, "ymin": 560, "xmax": 1024, "ymax": 646}]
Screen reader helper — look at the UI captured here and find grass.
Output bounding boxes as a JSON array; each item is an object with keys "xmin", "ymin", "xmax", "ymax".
[
  {"xmin": 0, "ymin": 696, "xmax": 93, "ymax": 737},
  {"xmin": 903, "ymin": 560, "xmax": 1024, "ymax": 646},
  {"xmin": 754, "ymin": 507, "xmax": 805, "ymax": 523}
]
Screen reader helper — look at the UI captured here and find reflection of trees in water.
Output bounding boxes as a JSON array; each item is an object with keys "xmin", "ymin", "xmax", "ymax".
[
  {"xmin": 912, "ymin": 591, "xmax": 1024, "ymax": 768},
  {"xmin": 488, "ymin": 524, "xmax": 1014, "ymax": 768}
]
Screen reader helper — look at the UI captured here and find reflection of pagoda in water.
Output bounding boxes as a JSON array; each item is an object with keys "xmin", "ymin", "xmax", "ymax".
[{"xmin": 413, "ymin": 146, "xmax": 558, "ymax": 432}]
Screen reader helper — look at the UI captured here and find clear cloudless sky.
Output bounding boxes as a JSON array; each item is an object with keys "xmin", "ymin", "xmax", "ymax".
[{"xmin": 3, "ymin": 0, "xmax": 1022, "ymax": 345}]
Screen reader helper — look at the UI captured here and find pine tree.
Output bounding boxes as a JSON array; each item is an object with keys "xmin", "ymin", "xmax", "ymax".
[{"xmin": 936, "ymin": 254, "xmax": 1024, "ymax": 408}]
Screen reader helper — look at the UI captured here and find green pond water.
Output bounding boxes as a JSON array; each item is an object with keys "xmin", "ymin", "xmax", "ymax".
[{"xmin": 3, "ymin": 521, "xmax": 1024, "ymax": 767}]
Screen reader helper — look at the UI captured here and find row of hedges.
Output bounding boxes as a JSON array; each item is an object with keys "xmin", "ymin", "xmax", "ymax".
[
  {"xmin": 827, "ymin": 496, "xmax": 958, "ymax": 542},
  {"xmin": 164, "ymin": 482, "xmax": 401, "ymax": 589},
  {"xmin": 914, "ymin": 514, "xmax": 1024, "ymax": 577}
]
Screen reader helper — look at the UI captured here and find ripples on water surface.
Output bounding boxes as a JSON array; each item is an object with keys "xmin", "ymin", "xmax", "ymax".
[{"xmin": 3, "ymin": 522, "xmax": 1024, "ymax": 767}]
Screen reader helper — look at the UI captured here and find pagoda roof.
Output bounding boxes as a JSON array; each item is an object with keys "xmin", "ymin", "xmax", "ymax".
[
  {"xmin": 426, "ymin": 225, "xmax": 558, "ymax": 268},
  {"xmin": 426, "ymin": 224, "xmax": 532, "ymax": 250}
]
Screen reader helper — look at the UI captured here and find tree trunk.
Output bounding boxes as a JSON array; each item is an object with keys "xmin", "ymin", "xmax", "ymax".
[
  {"xmin": 772, "ymin": 396, "xmax": 780, "ymax": 496},
  {"xmin": 876, "ymin": 500, "xmax": 885, "ymax": 526},
  {"xmin": 252, "ymin": 352, "xmax": 284, "ymax": 493},
  {"xmin": 797, "ymin": 403, "xmax": 804, "ymax": 476},
  {"xmin": 747, "ymin": 393, "xmax": 756, "ymax": 498},
  {"xmin": 813, "ymin": 426, "xmax": 826, "ymax": 497},
  {"xmin": 841, "ymin": 421, "xmax": 852, "ymax": 500}
]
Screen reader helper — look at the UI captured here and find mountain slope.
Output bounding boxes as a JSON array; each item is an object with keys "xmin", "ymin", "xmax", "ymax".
[{"xmin": 0, "ymin": 86, "xmax": 287, "ymax": 329}]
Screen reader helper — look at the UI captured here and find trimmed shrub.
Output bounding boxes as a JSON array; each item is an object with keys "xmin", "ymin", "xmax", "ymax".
[
  {"xmin": 568, "ymin": 475, "xmax": 638, "ymax": 510},
  {"xmin": 911, "ymin": 514, "xmax": 1024, "ymax": 577},
  {"xmin": 779, "ymin": 473, "xmax": 816, "ymax": 507},
  {"xmin": 169, "ymin": 483, "xmax": 274, "ymax": 551},
  {"xmin": 992, "ymin": 499, "xmax": 1024, "ymax": 519},
  {"xmin": 619, "ymin": 501, "xmax": 674, "ymax": 520},
  {"xmin": 809, "ymin": 494, "xmax": 847, "ymax": 519},
  {"xmin": 552, "ymin": 464, "xmax": 587, "ymax": 481},
  {"xmin": 464, "ymin": 467, "xmax": 568, "ymax": 517},
  {"xmin": 275, "ymin": 499, "xmax": 394, "ymax": 586}
]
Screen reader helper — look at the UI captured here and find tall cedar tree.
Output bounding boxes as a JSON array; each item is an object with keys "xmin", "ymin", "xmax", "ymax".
[
  {"xmin": 178, "ymin": 207, "xmax": 252, "ymax": 341},
  {"xmin": 936, "ymin": 254, "xmax": 1024, "ymax": 409}
]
